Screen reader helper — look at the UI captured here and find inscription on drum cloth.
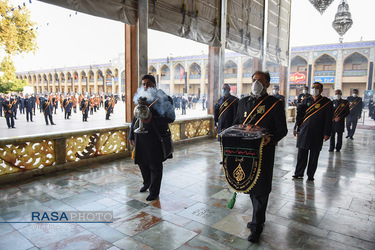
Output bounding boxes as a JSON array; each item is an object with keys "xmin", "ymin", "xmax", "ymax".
[{"xmin": 192, "ymin": 208, "xmax": 211, "ymax": 219}]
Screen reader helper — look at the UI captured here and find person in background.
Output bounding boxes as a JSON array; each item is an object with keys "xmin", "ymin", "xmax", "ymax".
[
  {"xmin": 329, "ymin": 89, "xmax": 349, "ymax": 152},
  {"xmin": 24, "ymin": 94, "xmax": 33, "ymax": 122},
  {"xmin": 298, "ymin": 86, "xmax": 311, "ymax": 104},
  {"xmin": 42, "ymin": 94, "xmax": 56, "ymax": 125},
  {"xmin": 214, "ymin": 84, "xmax": 238, "ymax": 139},
  {"xmin": 272, "ymin": 85, "xmax": 285, "ymax": 108},
  {"xmin": 346, "ymin": 89, "xmax": 363, "ymax": 140},
  {"xmin": 293, "ymin": 82, "xmax": 332, "ymax": 181},
  {"xmin": 2, "ymin": 95, "xmax": 15, "ymax": 128}
]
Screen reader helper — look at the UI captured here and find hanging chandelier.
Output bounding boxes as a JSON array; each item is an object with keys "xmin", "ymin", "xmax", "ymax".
[
  {"xmin": 332, "ymin": 0, "xmax": 353, "ymax": 42},
  {"xmin": 308, "ymin": 0, "xmax": 335, "ymax": 15}
]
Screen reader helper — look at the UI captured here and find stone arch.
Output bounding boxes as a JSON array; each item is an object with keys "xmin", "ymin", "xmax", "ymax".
[
  {"xmin": 189, "ymin": 62, "xmax": 201, "ymax": 76},
  {"xmin": 343, "ymin": 52, "xmax": 368, "ymax": 68},
  {"xmin": 224, "ymin": 60, "xmax": 238, "ymax": 76},
  {"xmin": 148, "ymin": 65, "xmax": 157, "ymax": 75},
  {"xmin": 160, "ymin": 64, "xmax": 170, "ymax": 80},
  {"xmin": 105, "ymin": 69, "xmax": 113, "ymax": 78},
  {"xmin": 242, "ymin": 58, "xmax": 253, "ymax": 74},
  {"xmin": 313, "ymin": 53, "xmax": 336, "ymax": 65},
  {"xmin": 73, "ymin": 71, "xmax": 79, "ymax": 82}
]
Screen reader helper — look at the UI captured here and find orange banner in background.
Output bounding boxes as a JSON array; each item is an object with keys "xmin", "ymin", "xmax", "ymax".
[{"xmin": 289, "ymin": 72, "xmax": 307, "ymax": 84}]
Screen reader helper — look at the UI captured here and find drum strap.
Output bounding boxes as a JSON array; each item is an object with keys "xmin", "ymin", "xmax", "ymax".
[
  {"xmin": 219, "ymin": 97, "xmax": 237, "ymax": 119},
  {"xmin": 332, "ymin": 101, "xmax": 348, "ymax": 121},
  {"xmin": 254, "ymin": 99, "xmax": 280, "ymax": 126},
  {"xmin": 242, "ymin": 96, "xmax": 269, "ymax": 125}
]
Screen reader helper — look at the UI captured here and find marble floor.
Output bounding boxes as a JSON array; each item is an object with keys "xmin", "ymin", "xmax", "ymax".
[{"xmin": 0, "ymin": 124, "xmax": 374, "ymax": 250}]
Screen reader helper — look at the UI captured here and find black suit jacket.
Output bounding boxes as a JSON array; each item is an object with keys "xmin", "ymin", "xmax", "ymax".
[{"xmin": 129, "ymin": 89, "xmax": 176, "ymax": 165}]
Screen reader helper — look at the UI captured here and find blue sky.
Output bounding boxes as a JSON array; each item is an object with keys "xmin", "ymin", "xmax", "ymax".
[{"xmin": 10, "ymin": 0, "xmax": 375, "ymax": 72}]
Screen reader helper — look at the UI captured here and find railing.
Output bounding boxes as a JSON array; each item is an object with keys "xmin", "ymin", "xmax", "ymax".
[
  {"xmin": 342, "ymin": 69, "xmax": 367, "ymax": 76},
  {"xmin": 161, "ymin": 75, "xmax": 170, "ymax": 80},
  {"xmin": 0, "ymin": 116, "xmax": 214, "ymax": 184},
  {"xmin": 314, "ymin": 70, "xmax": 336, "ymax": 76},
  {"xmin": 174, "ymin": 75, "xmax": 186, "ymax": 80},
  {"xmin": 242, "ymin": 73, "xmax": 252, "ymax": 78},
  {"xmin": 224, "ymin": 73, "xmax": 237, "ymax": 79},
  {"xmin": 189, "ymin": 74, "xmax": 201, "ymax": 79}
]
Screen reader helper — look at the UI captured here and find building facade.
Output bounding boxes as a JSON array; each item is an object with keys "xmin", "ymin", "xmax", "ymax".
[{"xmin": 16, "ymin": 40, "xmax": 375, "ymax": 101}]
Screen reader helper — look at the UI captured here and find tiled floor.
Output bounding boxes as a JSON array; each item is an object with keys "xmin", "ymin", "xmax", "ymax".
[{"xmin": 1, "ymin": 124, "xmax": 375, "ymax": 249}]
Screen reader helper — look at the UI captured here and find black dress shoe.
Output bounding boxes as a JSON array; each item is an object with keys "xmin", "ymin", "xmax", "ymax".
[
  {"xmin": 350, "ymin": 137, "xmax": 354, "ymax": 140},
  {"xmin": 146, "ymin": 195, "xmax": 158, "ymax": 201},
  {"xmin": 328, "ymin": 149, "xmax": 334, "ymax": 152},
  {"xmin": 345, "ymin": 135, "xmax": 349, "ymax": 138},
  {"xmin": 336, "ymin": 150, "xmax": 340, "ymax": 152},
  {"xmin": 51, "ymin": 123, "xmax": 56, "ymax": 125},
  {"xmin": 140, "ymin": 186, "xmax": 148, "ymax": 192},
  {"xmin": 307, "ymin": 177, "xmax": 314, "ymax": 181},
  {"xmin": 247, "ymin": 229, "xmax": 263, "ymax": 243},
  {"xmin": 292, "ymin": 175, "xmax": 303, "ymax": 179}
]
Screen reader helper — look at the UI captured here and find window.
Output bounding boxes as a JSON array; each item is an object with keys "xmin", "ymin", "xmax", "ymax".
[
  {"xmin": 323, "ymin": 65, "xmax": 332, "ymax": 71},
  {"xmin": 352, "ymin": 64, "xmax": 361, "ymax": 70}
]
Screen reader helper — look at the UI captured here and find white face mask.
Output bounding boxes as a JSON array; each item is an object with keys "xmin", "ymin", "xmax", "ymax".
[
  {"xmin": 335, "ymin": 95, "xmax": 341, "ymax": 100},
  {"xmin": 312, "ymin": 88, "xmax": 320, "ymax": 97},
  {"xmin": 352, "ymin": 93, "xmax": 358, "ymax": 97},
  {"xmin": 302, "ymin": 89, "xmax": 307, "ymax": 94},
  {"xmin": 222, "ymin": 89, "xmax": 229, "ymax": 96},
  {"xmin": 273, "ymin": 89, "xmax": 278, "ymax": 95},
  {"xmin": 251, "ymin": 80, "xmax": 264, "ymax": 97}
]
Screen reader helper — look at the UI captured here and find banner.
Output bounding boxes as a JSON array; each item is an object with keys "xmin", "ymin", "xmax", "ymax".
[
  {"xmin": 289, "ymin": 72, "xmax": 307, "ymax": 84},
  {"xmin": 220, "ymin": 125, "xmax": 268, "ymax": 193},
  {"xmin": 313, "ymin": 76, "xmax": 335, "ymax": 83}
]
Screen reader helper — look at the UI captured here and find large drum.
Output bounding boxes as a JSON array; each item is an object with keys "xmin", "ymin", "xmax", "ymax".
[{"xmin": 220, "ymin": 124, "xmax": 269, "ymax": 193}]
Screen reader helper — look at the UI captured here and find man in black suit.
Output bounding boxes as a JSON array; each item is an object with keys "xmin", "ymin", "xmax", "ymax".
[
  {"xmin": 2, "ymin": 95, "xmax": 15, "ymax": 128},
  {"xmin": 214, "ymin": 84, "xmax": 239, "ymax": 140},
  {"xmin": 298, "ymin": 86, "xmax": 311, "ymax": 104},
  {"xmin": 346, "ymin": 89, "xmax": 363, "ymax": 140},
  {"xmin": 272, "ymin": 85, "xmax": 285, "ymax": 108},
  {"xmin": 233, "ymin": 71, "xmax": 288, "ymax": 243},
  {"xmin": 24, "ymin": 94, "xmax": 34, "ymax": 122},
  {"xmin": 42, "ymin": 94, "xmax": 56, "ymax": 125},
  {"xmin": 129, "ymin": 74, "xmax": 175, "ymax": 202},
  {"xmin": 293, "ymin": 82, "xmax": 333, "ymax": 181},
  {"xmin": 329, "ymin": 90, "xmax": 349, "ymax": 152}
]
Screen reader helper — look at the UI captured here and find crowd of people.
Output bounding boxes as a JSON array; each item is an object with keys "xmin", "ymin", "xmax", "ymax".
[
  {"xmin": 171, "ymin": 94, "xmax": 208, "ymax": 115},
  {"xmin": 0, "ymin": 93, "xmax": 121, "ymax": 128}
]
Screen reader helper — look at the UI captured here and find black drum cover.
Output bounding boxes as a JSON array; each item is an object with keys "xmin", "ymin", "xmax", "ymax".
[{"xmin": 220, "ymin": 124, "xmax": 269, "ymax": 193}]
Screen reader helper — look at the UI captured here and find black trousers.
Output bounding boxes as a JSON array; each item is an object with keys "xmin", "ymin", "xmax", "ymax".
[
  {"xmin": 138, "ymin": 162, "xmax": 163, "ymax": 197},
  {"xmin": 5, "ymin": 115, "xmax": 15, "ymax": 128},
  {"xmin": 26, "ymin": 111, "xmax": 33, "ymax": 122},
  {"xmin": 44, "ymin": 114, "xmax": 53, "ymax": 125},
  {"xmin": 105, "ymin": 112, "xmax": 110, "ymax": 120},
  {"xmin": 294, "ymin": 148, "xmax": 320, "ymax": 179},
  {"xmin": 83, "ymin": 113, "xmax": 88, "ymax": 121},
  {"xmin": 65, "ymin": 111, "xmax": 71, "ymax": 119},
  {"xmin": 330, "ymin": 131, "xmax": 343, "ymax": 151},
  {"xmin": 346, "ymin": 116, "xmax": 358, "ymax": 137},
  {"xmin": 249, "ymin": 194, "xmax": 269, "ymax": 232}
]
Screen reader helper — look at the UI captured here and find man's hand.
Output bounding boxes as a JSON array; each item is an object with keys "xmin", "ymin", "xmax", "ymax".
[
  {"xmin": 263, "ymin": 135, "xmax": 272, "ymax": 146},
  {"xmin": 129, "ymin": 140, "xmax": 135, "ymax": 146},
  {"xmin": 293, "ymin": 130, "xmax": 297, "ymax": 137},
  {"xmin": 142, "ymin": 113, "xmax": 153, "ymax": 124},
  {"xmin": 334, "ymin": 117, "xmax": 340, "ymax": 122},
  {"xmin": 214, "ymin": 126, "xmax": 218, "ymax": 132},
  {"xmin": 324, "ymin": 135, "xmax": 330, "ymax": 141},
  {"xmin": 357, "ymin": 116, "xmax": 361, "ymax": 120}
]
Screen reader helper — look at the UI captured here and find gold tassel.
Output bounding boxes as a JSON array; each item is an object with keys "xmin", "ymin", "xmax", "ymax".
[{"xmin": 131, "ymin": 148, "xmax": 135, "ymax": 159}]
